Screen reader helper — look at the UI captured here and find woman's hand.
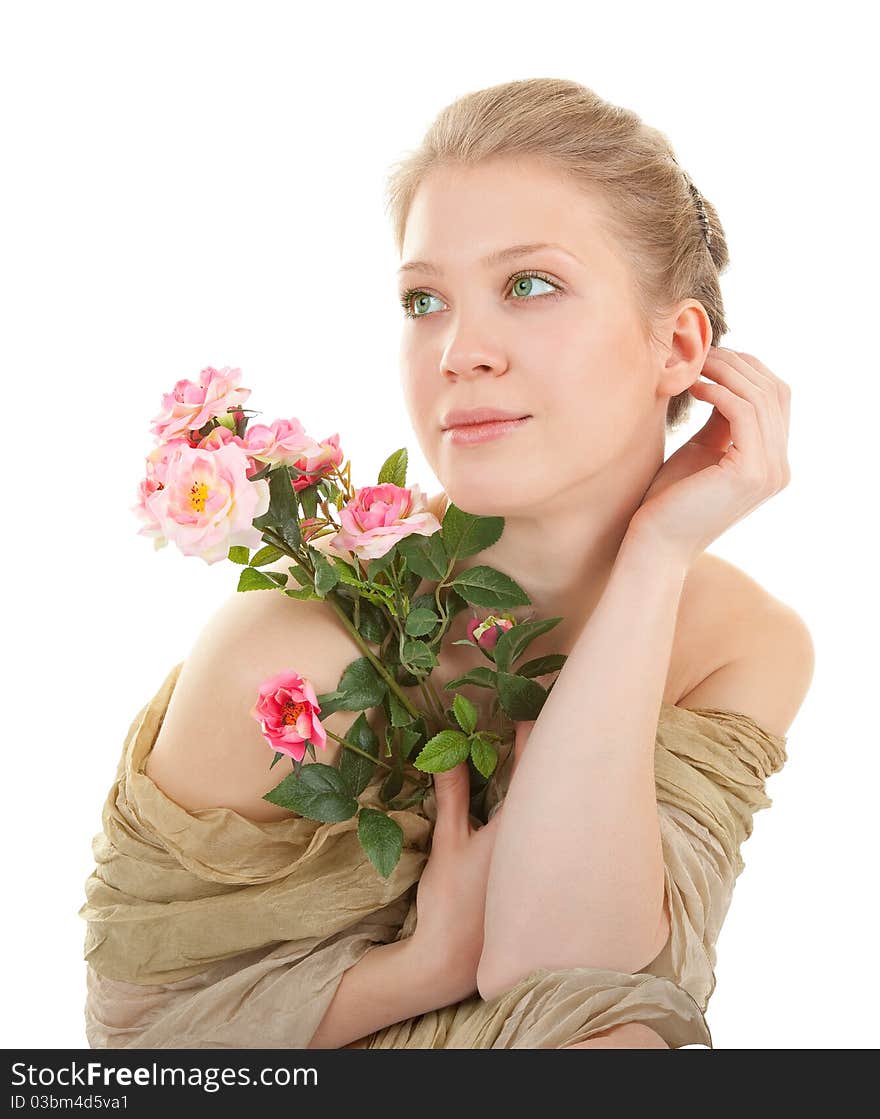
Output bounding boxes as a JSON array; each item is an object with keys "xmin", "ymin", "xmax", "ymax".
[
  {"xmin": 409, "ymin": 721, "xmax": 533, "ymax": 1003},
  {"xmin": 630, "ymin": 348, "xmax": 791, "ymax": 567}
]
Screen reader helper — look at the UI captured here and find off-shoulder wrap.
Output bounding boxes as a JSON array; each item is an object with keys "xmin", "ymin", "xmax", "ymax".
[{"xmin": 78, "ymin": 659, "xmax": 788, "ymax": 1049}]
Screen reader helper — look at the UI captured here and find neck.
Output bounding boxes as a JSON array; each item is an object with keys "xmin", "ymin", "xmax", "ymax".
[{"xmin": 436, "ymin": 434, "xmax": 665, "ymax": 659}]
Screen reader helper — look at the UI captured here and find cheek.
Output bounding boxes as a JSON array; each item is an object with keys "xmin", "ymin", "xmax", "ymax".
[{"xmin": 541, "ymin": 358, "xmax": 647, "ymax": 463}]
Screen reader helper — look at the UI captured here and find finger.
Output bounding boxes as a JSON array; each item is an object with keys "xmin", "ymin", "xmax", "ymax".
[
  {"xmin": 700, "ymin": 350, "xmax": 774, "ymax": 454},
  {"xmin": 700, "ymin": 350, "xmax": 786, "ymax": 488},
  {"xmin": 688, "ymin": 378, "xmax": 765, "ymax": 479},
  {"xmin": 735, "ymin": 350, "xmax": 791, "ymax": 444},
  {"xmin": 430, "ymin": 762, "xmax": 470, "ymax": 843},
  {"xmin": 713, "ymin": 348, "xmax": 787, "ymax": 464}
]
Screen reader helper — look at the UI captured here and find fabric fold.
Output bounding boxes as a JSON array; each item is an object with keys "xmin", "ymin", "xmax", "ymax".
[{"xmin": 78, "ymin": 660, "xmax": 788, "ymax": 1049}]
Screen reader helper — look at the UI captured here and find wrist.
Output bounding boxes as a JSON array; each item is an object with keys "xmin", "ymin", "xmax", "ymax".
[
  {"xmin": 401, "ymin": 933, "xmax": 479, "ymax": 1006},
  {"xmin": 621, "ymin": 516, "xmax": 695, "ymax": 577}
]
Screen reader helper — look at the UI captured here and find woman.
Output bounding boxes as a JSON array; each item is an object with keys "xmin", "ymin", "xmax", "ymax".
[{"xmin": 78, "ymin": 77, "xmax": 813, "ymax": 1049}]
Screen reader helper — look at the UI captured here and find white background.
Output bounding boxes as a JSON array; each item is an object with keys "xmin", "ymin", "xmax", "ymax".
[{"xmin": 2, "ymin": 0, "xmax": 877, "ymax": 1049}]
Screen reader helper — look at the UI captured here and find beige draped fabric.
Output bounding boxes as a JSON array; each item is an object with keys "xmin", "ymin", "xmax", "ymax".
[{"xmin": 78, "ymin": 659, "xmax": 788, "ymax": 1049}]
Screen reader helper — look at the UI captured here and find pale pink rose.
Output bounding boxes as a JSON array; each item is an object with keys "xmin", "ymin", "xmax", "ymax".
[
  {"xmin": 150, "ymin": 366, "xmax": 251, "ymax": 444},
  {"xmin": 242, "ymin": 418, "xmax": 322, "ymax": 470},
  {"xmin": 467, "ymin": 614, "xmax": 515, "ymax": 652},
  {"xmin": 145, "ymin": 441, "xmax": 270, "ymax": 564},
  {"xmin": 329, "ymin": 483, "xmax": 441, "ymax": 562},
  {"xmin": 131, "ymin": 437, "xmax": 190, "ymax": 549},
  {"xmin": 291, "ymin": 433, "xmax": 344, "ymax": 493},
  {"xmin": 197, "ymin": 423, "xmax": 264, "ymax": 478},
  {"xmin": 249, "ymin": 669, "xmax": 328, "ymax": 763}
]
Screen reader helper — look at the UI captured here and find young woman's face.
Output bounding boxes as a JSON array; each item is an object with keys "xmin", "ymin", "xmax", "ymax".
[{"xmin": 397, "ymin": 156, "xmax": 666, "ymax": 516}]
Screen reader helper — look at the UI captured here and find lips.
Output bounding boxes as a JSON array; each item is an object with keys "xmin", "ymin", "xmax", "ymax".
[{"xmin": 442, "ymin": 407, "xmax": 531, "ymax": 430}]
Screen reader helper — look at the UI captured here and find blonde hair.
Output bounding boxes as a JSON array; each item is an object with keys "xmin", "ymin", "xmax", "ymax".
[{"xmin": 384, "ymin": 77, "xmax": 730, "ymax": 433}]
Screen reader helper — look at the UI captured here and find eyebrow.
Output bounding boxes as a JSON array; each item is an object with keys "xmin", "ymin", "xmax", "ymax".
[{"xmin": 397, "ymin": 241, "xmax": 582, "ymax": 277}]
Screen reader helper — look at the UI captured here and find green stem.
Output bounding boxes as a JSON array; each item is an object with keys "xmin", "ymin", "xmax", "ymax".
[
  {"xmin": 324, "ymin": 727, "xmax": 396, "ymax": 772},
  {"xmin": 324, "ymin": 594, "xmax": 422, "ymax": 721}
]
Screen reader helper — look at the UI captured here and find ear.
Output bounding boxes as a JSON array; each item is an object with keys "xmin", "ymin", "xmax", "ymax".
[{"xmin": 656, "ymin": 301, "xmax": 713, "ymax": 400}]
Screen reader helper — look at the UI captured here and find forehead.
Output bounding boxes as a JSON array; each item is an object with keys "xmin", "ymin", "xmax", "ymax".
[{"xmin": 401, "ymin": 156, "xmax": 622, "ymax": 272}]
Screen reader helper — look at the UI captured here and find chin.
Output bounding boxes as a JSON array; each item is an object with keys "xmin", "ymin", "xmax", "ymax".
[{"xmin": 439, "ymin": 474, "xmax": 535, "ymax": 519}]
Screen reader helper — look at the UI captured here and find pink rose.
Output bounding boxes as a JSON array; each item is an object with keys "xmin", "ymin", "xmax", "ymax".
[
  {"xmin": 291, "ymin": 433, "xmax": 344, "ymax": 493},
  {"xmin": 197, "ymin": 422, "xmax": 264, "ymax": 478},
  {"xmin": 249, "ymin": 669, "xmax": 328, "ymax": 763},
  {"xmin": 131, "ymin": 437, "xmax": 189, "ymax": 548},
  {"xmin": 467, "ymin": 614, "xmax": 515, "ymax": 652},
  {"xmin": 144, "ymin": 441, "xmax": 270, "ymax": 563},
  {"xmin": 242, "ymin": 418, "xmax": 322, "ymax": 470},
  {"xmin": 150, "ymin": 366, "xmax": 252, "ymax": 444},
  {"xmin": 329, "ymin": 483, "xmax": 442, "ymax": 562}
]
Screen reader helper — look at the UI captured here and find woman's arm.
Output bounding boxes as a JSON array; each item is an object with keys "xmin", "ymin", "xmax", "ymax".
[
  {"xmin": 477, "ymin": 527, "xmax": 688, "ymax": 1001},
  {"xmin": 307, "ymin": 937, "xmax": 467, "ymax": 1049}
]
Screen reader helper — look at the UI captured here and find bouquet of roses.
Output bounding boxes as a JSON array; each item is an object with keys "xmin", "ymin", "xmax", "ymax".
[{"xmin": 133, "ymin": 365, "xmax": 567, "ymax": 877}]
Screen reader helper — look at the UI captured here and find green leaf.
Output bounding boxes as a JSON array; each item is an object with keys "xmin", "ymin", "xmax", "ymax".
[
  {"xmin": 335, "ymin": 656, "xmax": 388, "ymax": 710},
  {"xmin": 249, "ymin": 544, "xmax": 284, "ymax": 567},
  {"xmin": 518, "ymin": 653, "xmax": 568, "ymax": 678},
  {"xmin": 413, "ymin": 729, "xmax": 471, "ymax": 772},
  {"xmin": 441, "ymin": 503, "xmax": 505, "ymax": 559},
  {"xmin": 237, "ymin": 566, "xmax": 278, "ymax": 591},
  {"xmin": 470, "ymin": 734, "xmax": 498, "ymax": 778},
  {"xmin": 496, "ymin": 671, "xmax": 548, "ymax": 720},
  {"xmin": 443, "ymin": 666, "xmax": 498, "ymax": 690},
  {"xmin": 268, "ymin": 750, "xmax": 286, "ymax": 770},
  {"xmin": 386, "ymin": 787, "xmax": 429, "ymax": 811},
  {"xmin": 492, "ymin": 616, "xmax": 564, "ymax": 673},
  {"xmin": 387, "ymin": 689, "xmax": 415, "ymax": 728},
  {"xmin": 404, "ymin": 607, "xmax": 439, "ymax": 637},
  {"xmin": 377, "ymin": 448, "xmax": 408, "ymax": 488},
  {"xmin": 313, "ymin": 689, "xmax": 346, "ymax": 717},
  {"xmin": 300, "ymin": 483, "xmax": 320, "ymax": 521},
  {"xmin": 227, "ymin": 545, "xmax": 250, "ymax": 565},
  {"xmin": 263, "ymin": 763, "xmax": 359, "ymax": 821},
  {"xmin": 263, "ymin": 570, "xmax": 289, "ymax": 587},
  {"xmin": 396, "ymin": 533, "xmax": 449, "ymax": 582},
  {"xmin": 252, "ymin": 464, "xmax": 302, "ymax": 551},
  {"xmin": 398, "ymin": 724, "xmax": 423, "ymax": 761},
  {"xmin": 401, "ymin": 638, "xmax": 438, "ymax": 673},
  {"xmin": 380, "ymin": 767, "xmax": 404, "ymax": 802},
  {"xmin": 334, "ymin": 594, "xmax": 389, "ymax": 646},
  {"xmin": 312, "ymin": 551, "xmax": 341, "ymax": 596},
  {"xmin": 365, "ymin": 547, "xmax": 398, "ymax": 581},
  {"xmin": 452, "ymin": 693, "xmax": 478, "ymax": 735},
  {"xmin": 284, "ymin": 585, "xmax": 322, "ymax": 601},
  {"xmin": 449, "ymin": 565, "xmax": 531, "ymax": 609},
  {"xmin": 357, "ymin": 808, "xmax": 404, "ymax": 879},
  {"xmin": 339, "ymin": 712, "xmax": 380, "ymax": 796}
]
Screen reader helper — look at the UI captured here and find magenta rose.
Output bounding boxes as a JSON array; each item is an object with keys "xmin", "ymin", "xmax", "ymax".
[
  {"xmin": 249, "ymin": 669, "xmax": 328, "ymax": 763},
  {"xmin": 329, "ymin": 482, "xmax": 442, "ymax": 562},
  {"xmin": 467, "ymin": 614, "xmax": 515, "ymax": 653}
]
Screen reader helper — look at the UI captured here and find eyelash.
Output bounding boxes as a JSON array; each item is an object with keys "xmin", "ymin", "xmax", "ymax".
[{"xmin": 399, "ymin": 269, "xmax": 563, "ymax": 319}]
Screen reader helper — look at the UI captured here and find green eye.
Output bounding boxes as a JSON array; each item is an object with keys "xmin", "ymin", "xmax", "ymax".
[
  {"xmin": 510, "ymin": 274, "xmax": 556, "ymax": 299},
  {"xmin": 400, "ymin": 270, "xmax": 562, "ymax": 319}
]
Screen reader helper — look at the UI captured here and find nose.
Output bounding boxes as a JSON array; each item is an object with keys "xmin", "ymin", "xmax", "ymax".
[{"xmin": 440, "ymin": 323, "xmax": 510, "ymax": 380}]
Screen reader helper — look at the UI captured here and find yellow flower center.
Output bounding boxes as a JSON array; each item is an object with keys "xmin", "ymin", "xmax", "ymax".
[{"xmin": 188, "ymin": 480, "xmax": 208, "ymax": 513}]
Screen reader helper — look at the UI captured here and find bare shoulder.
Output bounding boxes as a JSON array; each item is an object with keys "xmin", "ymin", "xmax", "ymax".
[
  {"xmin": 144, "ymin": 569, "xmax": 368, "ymax": 822},
  {"xmin": 677, "ymin": 551, "xmax": 815, "ymax": 738}
]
